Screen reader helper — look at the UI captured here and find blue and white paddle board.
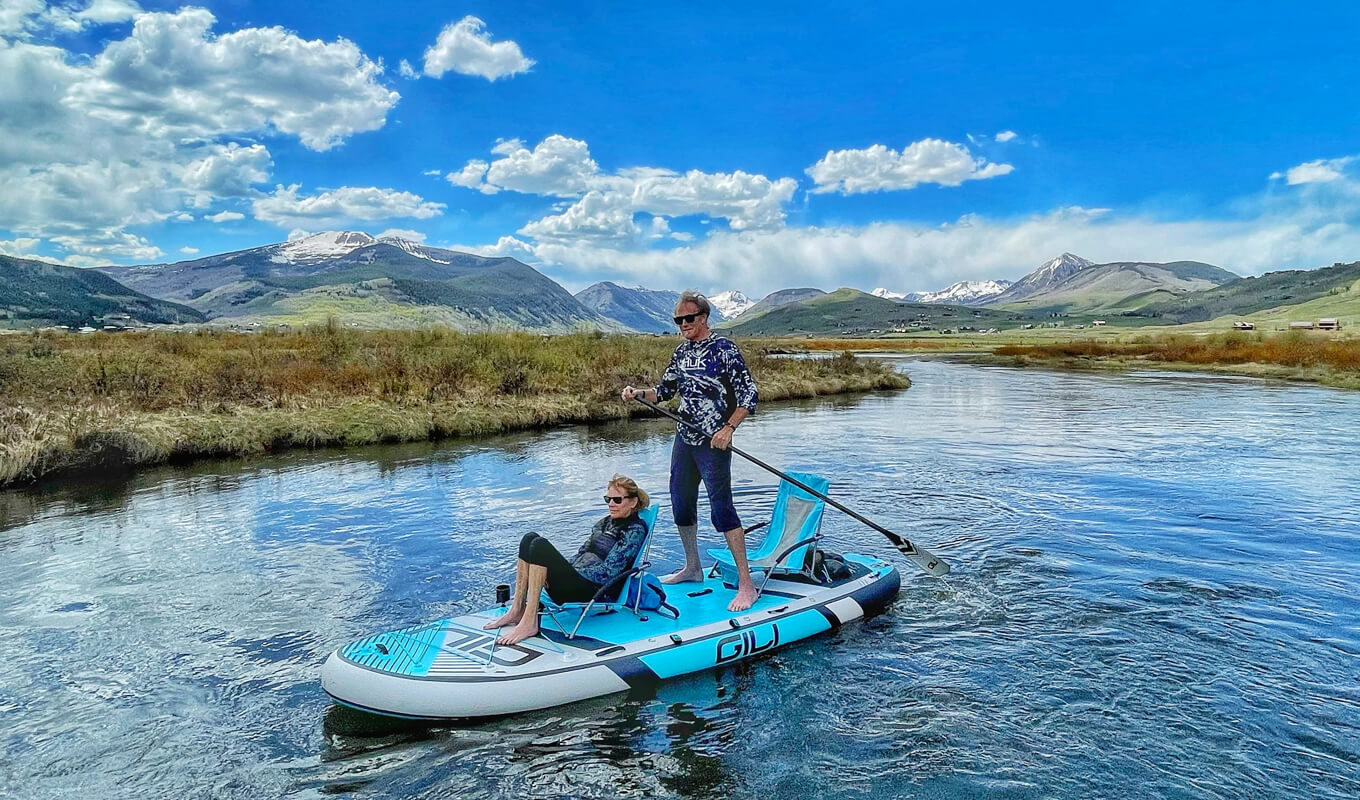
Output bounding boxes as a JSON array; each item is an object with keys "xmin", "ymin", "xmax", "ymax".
[{"xmin": 321, "ymin": 553, "xmax": 900, "ymax": 720}]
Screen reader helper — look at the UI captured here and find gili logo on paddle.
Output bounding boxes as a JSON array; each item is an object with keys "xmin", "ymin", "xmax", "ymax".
[{"xmin": 715, "ymin": 624, "xmax": 781, "ymax": 663}]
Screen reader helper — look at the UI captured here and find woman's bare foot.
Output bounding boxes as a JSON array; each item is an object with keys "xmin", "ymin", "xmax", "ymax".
[
  {"xmin": 660, "ymin": 567, "xmax": 705, "ymax": 585},
  {"xmin": 496, "ymin": 621, "xmax": 539, "ymax": 645},
  {"xmin": 483, "ymin": 610, "xmax": 523, "ymax": 630}
]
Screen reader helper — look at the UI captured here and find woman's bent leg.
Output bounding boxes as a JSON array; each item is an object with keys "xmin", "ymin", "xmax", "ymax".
[
  {"xmin": 484, "ymin": 558, "xmax": 530, "ymax": 629},
  {"xmin": 524, "ymin": 536, "xmax": 603, "ymax": 605},
  {"xmin": 498, "ymin": 565, "xmax": 546, "ymax": 645}
]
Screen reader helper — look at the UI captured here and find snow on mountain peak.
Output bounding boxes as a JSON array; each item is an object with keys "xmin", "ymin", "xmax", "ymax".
[
  {"xmin": 871, "ymin": 287, "xmax": 906, "ymax": 300},
  {"xmin": 376, "ymin": 235, "xmax": 450, "ymax": 264},
  {"xmin": 1036, "ymin": 252, "xmax": 1094, "ymax": 275},
  {"xmin": 278, "ymin": 231, "xmax": 374, "ymax": 262},
  {"xmin": 710, "ymin": 290, "xmax": 755, "ymax": 318},
  {"xmin": 913, "ymin": 280, "xmax": 1013, "ymax": 304}
]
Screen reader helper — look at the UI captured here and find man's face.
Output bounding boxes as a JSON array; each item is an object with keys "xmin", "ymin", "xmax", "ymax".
[{"xmin": 674, "ymin": 302, "xmax": 708, "ymax": 341}]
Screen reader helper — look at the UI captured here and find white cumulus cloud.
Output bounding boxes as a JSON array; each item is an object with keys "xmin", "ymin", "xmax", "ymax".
[
  {"xmin": 179, "ymin": 246, "xmax": 198, "ymax": 255},
  {"xmin": 252, "ymin": 184, "xmax": 446, "ymax": 228},
  {"xmin": 205, "ymin": 210, "xmax": 244, "ymax": 223},
  {"xmin": 482, "ymin": 135, "xmax": 599, "ymax": 196},
  {"xmin": 1278, "ymin": 157, "xmax": 1355, "ymax": 185},
  {"xmin": 0, "ymin": 6, "xmax": 400, "ymax": 262},
  {"xmin": 518, "ymin": 191, "xmax": 642, "ymax": 243},
  {"xmin": 995, "ymin": 130, "xmax": 1018, "ymax": 143},
  {"xmin": 807, "ymin": 138, "xmax": 1014, "ymax": 194},
  {"xmin": 423, "ymin": 16, "xmax": 533, "ymax": 81},
  {"xmin": 0, "ymin": 235, "xmax": 42, "ymax": 257},
  {"xmin": 448, "ymin": 134, "xmax": 799, "ymax": 242}
]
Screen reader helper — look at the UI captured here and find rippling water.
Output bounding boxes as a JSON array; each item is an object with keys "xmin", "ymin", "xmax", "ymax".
[{"xmin": 2, "ymin": 359, "xmax": 1357, "ymax": 799}]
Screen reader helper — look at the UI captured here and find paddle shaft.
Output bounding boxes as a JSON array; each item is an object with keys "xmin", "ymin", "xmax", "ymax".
[{"xmin": 634, "ymin": 396, "xmax": 950, "ymax": 577}]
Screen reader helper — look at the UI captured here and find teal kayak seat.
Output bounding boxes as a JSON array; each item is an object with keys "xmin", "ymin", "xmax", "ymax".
[
  {"xmin": 540, "ymin": 504, "xmax": 675, "ymax": 639},
  {"xmin": 707, "ymin": 472, "xmax": 831, "ymax": 588}
]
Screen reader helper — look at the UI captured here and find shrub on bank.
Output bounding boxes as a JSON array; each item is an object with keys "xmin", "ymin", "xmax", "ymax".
[
  {"xmin": 0, "ymin": 328, "xmax": 908, "ymax": 486},
  {"xmin": 994, "ymin": 332, "xmax": 1360, "ymax": 377}
]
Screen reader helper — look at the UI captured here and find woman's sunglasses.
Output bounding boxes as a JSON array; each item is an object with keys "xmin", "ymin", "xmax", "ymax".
[
  {"xmin": 604, "ymin": 494, "xmax": 633, "ymax": 504},
  {"xmin": 672, "ymin": 312, "xmax": 704, "ymax": 325}
]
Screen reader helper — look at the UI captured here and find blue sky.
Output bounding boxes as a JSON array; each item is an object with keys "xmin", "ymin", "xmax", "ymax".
[{"xmin": 3, "ymin": 1, "xmax": 1359, "ymax": 296}]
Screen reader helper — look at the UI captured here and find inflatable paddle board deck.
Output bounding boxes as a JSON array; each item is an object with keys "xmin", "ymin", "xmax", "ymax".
[{"xmin": 321, "ymin": 553, "xmax": 900, "ymax": 720}]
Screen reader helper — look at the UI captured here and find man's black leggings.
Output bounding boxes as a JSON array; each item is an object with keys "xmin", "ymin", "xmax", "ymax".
[{"xmin": 519, "ymin": 533, "xmax": 602, "ymax": 604}]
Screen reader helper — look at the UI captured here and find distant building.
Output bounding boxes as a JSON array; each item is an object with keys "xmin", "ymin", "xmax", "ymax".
[
  {"xmin": 1091, "ymin": 320, "xmax": 1106, "ymax": 326},
  {"xmin": 1232, "ymin": 321, "xmax": 1255, "ymax": 330},
  {"xmin": 1317, "ymin": 318, "xmax": 1342, "ymax": 331},
  {"xmin": 1289, "ymin": 321, "xmax": 1315, "ymax": 330}
]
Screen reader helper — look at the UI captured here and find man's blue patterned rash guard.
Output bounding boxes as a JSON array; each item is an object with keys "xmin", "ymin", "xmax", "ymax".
[{"xmin": 654, "ymin": 333, "xmax": 758, "ymax": 446}]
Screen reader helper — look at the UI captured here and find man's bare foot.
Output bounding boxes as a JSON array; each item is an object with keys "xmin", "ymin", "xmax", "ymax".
[
  {"xmin": 728, "ymin": 584, "xmax": 757, "ymax": 612},
  {"xmin": 496, "ymin": 621, "xmax": 539, "ymax": 645},
  {"xmin": 660, "ymin": 567, "xmax": 705, "ymax": 585},
  {"xmin": 482, "ymin": 610, "xmax": 522, "ymax": 630}
]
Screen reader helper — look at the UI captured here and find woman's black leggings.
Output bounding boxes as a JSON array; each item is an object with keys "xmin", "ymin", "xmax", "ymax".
[{"xmin": 519, "ymin": 533, "xmax": 602, "ymax": 605}]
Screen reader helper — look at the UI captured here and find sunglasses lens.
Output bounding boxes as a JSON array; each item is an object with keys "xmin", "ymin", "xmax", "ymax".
[
  {"xmin": 605, "ymin": 495, "xmax": 629, "ymax": 504},
  {"xmin": 673, "ymin": 313, "xmax": 698, "ymax": 325}
]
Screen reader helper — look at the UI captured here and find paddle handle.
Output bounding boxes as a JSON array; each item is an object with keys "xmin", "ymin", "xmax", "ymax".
[{"xmin": 633, "ymin": 396, "xmax": 950, "ymax": 577}]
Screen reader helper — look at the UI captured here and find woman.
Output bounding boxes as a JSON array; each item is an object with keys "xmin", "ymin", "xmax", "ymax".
[
  {"xmin": 484, "ymin": 475, "xmax": 651, "ymax": 645},
  {"xmin": 621, "ymin": 290, "xmax": 759, "ymax": 612}
]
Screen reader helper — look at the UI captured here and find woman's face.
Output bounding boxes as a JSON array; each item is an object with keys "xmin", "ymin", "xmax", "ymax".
[
  {"xmin": 674, "ymin": 301, "xmax": 710, "ymax": 342},
  {"xmin": 605, "ymin": 484, "xmax": 638, "ymax": 519}
]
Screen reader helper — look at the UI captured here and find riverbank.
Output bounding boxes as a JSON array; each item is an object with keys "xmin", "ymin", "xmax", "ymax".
[
  {"xmin": 971, "ymin": 332, "xmax": 1360, "ymax": 389},
  {"xmin": 0, "ymin": 327, "xmax": 907, "ymax": 487}
]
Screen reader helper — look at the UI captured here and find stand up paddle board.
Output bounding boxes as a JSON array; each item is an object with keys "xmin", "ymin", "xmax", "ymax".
[{"xmin": 321, "ymin": 553, "xmax": 900, "ymax": 720}]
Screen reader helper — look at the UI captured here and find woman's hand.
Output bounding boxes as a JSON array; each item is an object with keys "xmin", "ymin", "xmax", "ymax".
[
  {"xmin": 710, "ymin": 423, "xmax": 734, "ymax": 451},
  {"xmin": 621, "ymin": 385, "xmax": 638, "ymax": 401}
]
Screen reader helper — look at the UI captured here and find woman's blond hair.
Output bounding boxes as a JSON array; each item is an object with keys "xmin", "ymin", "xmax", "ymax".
[{"xmin": 609, "ymin": 473, "xmax": 650, "ymax": 509}]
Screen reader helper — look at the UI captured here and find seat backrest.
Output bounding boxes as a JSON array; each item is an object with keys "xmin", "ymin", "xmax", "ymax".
[
  {"xmin": 748, "ymin": 472, "xmax": 830, "ymax": 570},
  {"xmin": 634, "ymin": 504, "xmax": 660, "ymax": 567},
  {"xmin": 611, "ymin": 503, "xmax": 660, "ymax": 603}
]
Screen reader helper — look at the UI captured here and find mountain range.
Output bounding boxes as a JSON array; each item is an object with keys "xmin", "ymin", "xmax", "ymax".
[
  {"xmin": 96, "ymin": 232, "xmax": 621, "ymax": 332},
  {"xmin": 573, "ymin": 282, "xmax": 728, "ymax": 334},
  {"xmin": 5, "ymin": 233, "xmax": 1354, "ymax": 336},
  {"xmin": 873, "ymin": 280, "xmax": 1014, "ymax": 305}
]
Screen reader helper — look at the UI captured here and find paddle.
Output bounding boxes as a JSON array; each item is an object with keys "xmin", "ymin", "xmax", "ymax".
[{"xmin": 633, "ymin": 396, "xmax": 951, "ymax": 577}]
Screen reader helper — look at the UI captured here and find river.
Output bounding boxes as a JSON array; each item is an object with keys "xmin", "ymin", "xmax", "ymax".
[{"xmin": 2, "ymin": 358, "xmax": 1357, "ymax": 799}]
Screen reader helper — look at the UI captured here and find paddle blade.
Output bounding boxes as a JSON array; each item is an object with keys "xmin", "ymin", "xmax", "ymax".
[
  {"xmin": 885, "ymin": 532, "xmax": 951, "ymax": 577},
  {"xmin": 903, "ymin": 545, "xmax": 951, "ymax": 577}
]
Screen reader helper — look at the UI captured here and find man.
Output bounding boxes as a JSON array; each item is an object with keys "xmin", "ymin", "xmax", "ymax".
[{"xmin": 622, "ymin": 291, "xmax": 759, "ymax": 612}]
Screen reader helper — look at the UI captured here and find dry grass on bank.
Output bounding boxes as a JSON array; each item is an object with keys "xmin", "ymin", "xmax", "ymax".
[
  {"xmin": 0, "ymin": 326, "xmax": 906, "ymax": 486},
  {"xmin": 990, "ymin": 331, "xmax": 1360, "ymax": 388}
]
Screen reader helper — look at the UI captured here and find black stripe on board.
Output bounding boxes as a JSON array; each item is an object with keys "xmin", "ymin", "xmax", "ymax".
[{"xmin": 605, "ymin": 656, "xmax": 662, "ymax": 691}]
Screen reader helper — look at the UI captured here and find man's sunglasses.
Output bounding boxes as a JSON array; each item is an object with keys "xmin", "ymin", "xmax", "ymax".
[
  {"xmin": 673, "ymin": 312, "xmax": 705, "ymax": 325},
  {"xmin": 604, "ymin": 495, "xmax": 633, "ymax": 504}
]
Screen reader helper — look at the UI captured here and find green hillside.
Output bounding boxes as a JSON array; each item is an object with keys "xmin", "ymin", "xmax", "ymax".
[
  {"xmin": 995, "ymin": 261, "xmax": 1237, "ymax": 316},
  {"xmin": 723, "ymin": 288, "xmax": 1028, "ymax": 336},
  {"xmin": 1134, "ymin": 261, "xmax": 1360, "ymax": 323},
  {"xmin": 101, "ymin": 240, "xmax": 618, "ymax": 331},
  {"xmin": 0, "ymin": 255, "xmax": 205, "ymax": 327}
]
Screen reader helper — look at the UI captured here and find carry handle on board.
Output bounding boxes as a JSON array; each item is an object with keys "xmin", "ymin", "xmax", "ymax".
[{"xmin": 633, "ymin": 397, "xmax": 950, "ymax": 577}]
